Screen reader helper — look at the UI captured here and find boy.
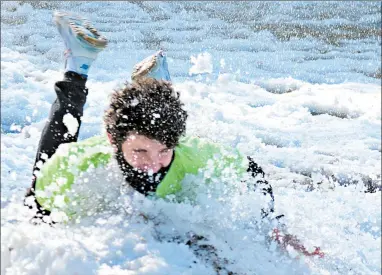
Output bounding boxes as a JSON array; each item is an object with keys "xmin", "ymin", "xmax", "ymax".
[{"xmin": 24, "ymin": 12, "xmax": 323, "ymax": 258}]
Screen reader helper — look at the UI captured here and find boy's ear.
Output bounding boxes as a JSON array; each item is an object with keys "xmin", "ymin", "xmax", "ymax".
[
  {"xmin": 107, "ymin": 132, "xmax": 113, "ymax": 143},
  {"xmin": 107, "ymin": 132, "xmax": 118, "ymax": 152}
]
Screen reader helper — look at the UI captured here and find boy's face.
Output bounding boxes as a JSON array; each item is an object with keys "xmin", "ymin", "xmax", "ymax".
[{"xmin": 119, "ymin": 134, "xmax": 174, "ymax": 173}]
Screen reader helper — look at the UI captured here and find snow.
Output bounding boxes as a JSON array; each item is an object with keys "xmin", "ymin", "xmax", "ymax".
[
  {"xmin": 63, "ymin": 113, "xmax": 79, "ymax": 137},
  {"xmin": 130, "ymin": 98, "xmax": 140, "ymax": 107},
  {"xmin": 1, "ymin": 2, "xmax": 381, "ymax": 275},
  {"xmin": 189, "ymin": 53, "xmax": 213, "ymax": 75}
]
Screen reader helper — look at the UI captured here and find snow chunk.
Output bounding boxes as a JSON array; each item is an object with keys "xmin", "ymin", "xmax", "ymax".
[
  {"xmin": 63, "ymin": 113, "xmax": 79, "ymax": 136},
  {"xmin": 40, "ymin": 153, "xmax": 48, "ymax": 160},
  {"xmin": 10, "ymin": 123, "xmax": 21, "ymax": 132},
  {"xmin": 189, "ymin": 52, "xmax": 213, "ymax": 75},
  {"xmin": 53, "ymin": 195, "xmax": 67, "ymax": 208},
  {"xmin": 131, "ymin": 98, "xmax": 140, "ymax": 107},
  {"xmin": 220, "ymin": 58, "xmax": 226, "ymax": 69},
  {"xmin": 254, "ymin": 77, "xmax": 305, "ymax": 94}
]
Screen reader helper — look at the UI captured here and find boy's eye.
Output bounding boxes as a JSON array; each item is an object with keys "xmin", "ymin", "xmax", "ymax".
[{"xmin": 133, "ymin": 149, "xmax": 147, "ymax": 153}]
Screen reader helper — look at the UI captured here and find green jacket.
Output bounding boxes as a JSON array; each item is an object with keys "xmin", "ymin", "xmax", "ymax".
[{"xmin": 35, "ymin": 135, "xmax": 248, "ymax": 216}]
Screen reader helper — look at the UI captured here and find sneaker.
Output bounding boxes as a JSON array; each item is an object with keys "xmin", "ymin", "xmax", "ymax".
[
  {"xmin": 131, "ymin": 50, "xmax": 171, "ymax": 82},
  {"xmin": 53, "ymin": 11, "xmax": 108, "ymax": 76}
]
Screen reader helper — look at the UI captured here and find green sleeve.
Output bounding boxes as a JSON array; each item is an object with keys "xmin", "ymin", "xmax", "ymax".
[
  {"xmin": 155, "ymin": 136, "xmax": 248, "ymax": 198},
  {"xmin": 35, "ymin": 136, "xmax": 112, "ymax": 216}
]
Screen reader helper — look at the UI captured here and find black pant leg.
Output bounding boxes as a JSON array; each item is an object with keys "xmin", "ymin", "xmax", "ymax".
[{"xmin": 25, "ymin": 71, "xmax": 88, "ymax": 212}]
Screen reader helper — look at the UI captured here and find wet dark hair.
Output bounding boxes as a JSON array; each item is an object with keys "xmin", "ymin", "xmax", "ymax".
[{"xmin": 104, "ymin": 78, "xmax": 188, "ymax": 148}]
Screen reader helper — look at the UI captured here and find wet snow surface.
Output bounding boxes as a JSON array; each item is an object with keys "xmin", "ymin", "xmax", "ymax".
[{"xmin": 1, "ymin": 2, "xmax": 381, "ymax": 274}]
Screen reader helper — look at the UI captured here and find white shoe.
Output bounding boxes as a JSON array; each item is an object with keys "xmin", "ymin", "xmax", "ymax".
[
  {"xmin": 53, "ymin": 11, "xmax": 108, "ymax": 76},
  {"xmin": 131, "ymin": 50, "xmax": 171, "ymax": 82}
]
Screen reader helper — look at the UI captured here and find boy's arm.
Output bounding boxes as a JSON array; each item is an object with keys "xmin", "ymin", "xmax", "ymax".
[
  {"xmin": 247, "ymin": 157, "xmax": 325, "ymax": 258},
  {"xmin": 246, "ymin": 156, "xmax": 283, "ymax": 220}
]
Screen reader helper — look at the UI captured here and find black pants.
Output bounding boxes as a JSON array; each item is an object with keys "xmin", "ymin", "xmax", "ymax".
[{"xmin": 25, "ymin": 71, "xmax": 88, "ymax": 214}]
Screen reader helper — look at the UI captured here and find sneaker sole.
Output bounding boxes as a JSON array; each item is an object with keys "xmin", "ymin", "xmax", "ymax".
[
  {"xmin": 131, "ymin": 53, "xmax": 159, "ymax": 81},
  {"xmin": 54, "ymin": 11, "xmax": 108, "ymax": 51}
]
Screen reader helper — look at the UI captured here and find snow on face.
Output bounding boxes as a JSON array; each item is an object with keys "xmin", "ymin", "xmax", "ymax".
[{"xmin": 1, "ymin": 2, "xmax": 381, "ymax": 275}]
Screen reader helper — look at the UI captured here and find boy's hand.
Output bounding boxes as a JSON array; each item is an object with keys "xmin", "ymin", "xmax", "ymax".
[{"xmin": 272, "ymin": 228, "xmax": 325, "ymax": 258}]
